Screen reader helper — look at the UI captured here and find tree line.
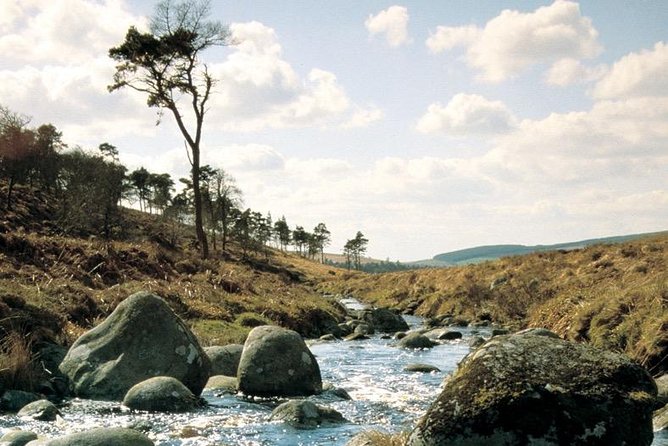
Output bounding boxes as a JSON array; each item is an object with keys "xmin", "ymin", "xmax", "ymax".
[{"xmin": 0, "ymin": 104, "xmax": 343, "ymax": 261}]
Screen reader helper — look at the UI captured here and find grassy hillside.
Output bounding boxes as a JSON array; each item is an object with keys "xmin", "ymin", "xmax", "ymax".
[
  {"xmin": 0, "ymin": 184, "xmax": 345, "ymax": 358},
  {"xmin": 427, "ymin": 232, "xmax": 667, "ymax": 266},
  {"xmin": 320, "ymin": 234, "xmax": 668, "ymax": 376}
]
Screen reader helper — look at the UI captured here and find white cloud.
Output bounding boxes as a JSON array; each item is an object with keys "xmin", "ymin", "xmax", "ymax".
[
  {"xmin": 205, "ymin": 144, "xmax": 286, "ymax": 171},
  {"xmin": 593, "ymin": 41, "xmax": 668, "ymax": 99},
  {"xmin": 428, "ymin": 1, "xmax": 601, "ymax": 82},
  {"xmin": 365, "ymin": 5, "xmax": 411, "ymax": 47},
  {"xmin": 341, "ymin": 106, "xmax": 384, "ymax": 129},
  {"xmin": 210, "ymin": 21, "xmax": 373, "ymax": 131},
  {"xmin": 0, "ymin": 0, "xmax": 145, "ymax": 64},
  {"xmin": 426, "ymin": 25, "xmax": 479, "ymax": 53},
  {"xmin": 482, "ymin": 96, "xmax": 668, "ymax": 187},
  {"xmin": 544, "ymin": 58, "xmax": 607, "ymax": 86},
  {"xmin": 416, "ymin": 93, "xmax": 516, "ymax": 135}
]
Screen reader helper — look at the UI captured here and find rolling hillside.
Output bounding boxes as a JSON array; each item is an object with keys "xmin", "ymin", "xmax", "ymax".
[{"xmin": 410, "ymin": 232, "xmax": 668, "ymax": 267}]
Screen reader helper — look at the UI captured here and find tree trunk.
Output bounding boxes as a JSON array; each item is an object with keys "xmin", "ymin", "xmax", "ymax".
[
  {"xmin": 191, "ymin": 147, "xmax": 209, "ymax": 259},
  {"xmin": 6, "ymin": 176, "xmax": 15, "ymax": 211}
]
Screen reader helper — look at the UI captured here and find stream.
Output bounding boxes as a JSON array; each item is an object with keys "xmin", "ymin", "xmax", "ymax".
[{"xmin": 1, "ymin": 302, "xmax": 667, "ymax": 445}]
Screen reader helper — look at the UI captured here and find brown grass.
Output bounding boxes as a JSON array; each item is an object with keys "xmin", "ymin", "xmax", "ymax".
[
  {"xmin": 348, "ymin": 430, "xmax": 409, "ymax": 446},
  {"xmin": 0, "ymin": 185, "xmax": 346, "ymax": 360},
  {"xmin": 0, "ymin": 331, "xmax": 41, "ymax": 392},
  {"xmin": 320, "ymin": 235, "xmax": 668, "ymax": 375}
]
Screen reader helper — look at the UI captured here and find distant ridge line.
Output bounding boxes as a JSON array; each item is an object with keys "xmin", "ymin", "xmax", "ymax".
[{"xmin": 413, "ymin": 230, "xmax": 668, "ymax": 267}]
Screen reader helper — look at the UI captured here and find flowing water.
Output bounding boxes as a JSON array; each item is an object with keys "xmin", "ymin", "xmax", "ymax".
[{"xmin": 1, "ymin": 307, "xmax": 666, "ymax": 445}]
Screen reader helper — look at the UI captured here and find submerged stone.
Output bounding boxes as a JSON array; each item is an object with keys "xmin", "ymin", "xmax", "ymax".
[{"xmin": 269, "ymin": 400, "xmax": 346, "ymax": 429}]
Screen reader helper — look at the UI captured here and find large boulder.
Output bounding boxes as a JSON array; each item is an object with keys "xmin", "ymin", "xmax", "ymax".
[
  {"xmin": 408, "ymin": 332, "xmax": 658, "ymax": 446},
  {"xmin": 58, "ymin": 291, "xmax": 210, "ymax": 400},
  {"xmin": 204, "ymin": 344, "xmax": 243, "ymax": 377},
  {"xmin": 359, "ymin": 308, "xmax": 409, "ymax": 333},
  {"xmin": 122, "ymin": 376, "xmax": 199, "ymax": 412},
  {"xmin": 237, "ymin": 325, "xmax": 322, "ymax": 397},
  {"xmin": 17, "ymin": 400, "xmax": 60, "ymax": 421},
  {"xmin": 0, "ymin": 430, "xmax": 38, "ymax": 446},
  {"xmin": 397, "ymin": 333, "xmax": 435, "ymax": 349}
]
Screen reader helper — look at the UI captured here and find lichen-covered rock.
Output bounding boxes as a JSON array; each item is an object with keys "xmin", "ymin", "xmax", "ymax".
[
  {"xmin": 408, "ymin": 332, "xmax": 658, "ymax": 446},
  {"xmin": 269, "ymin": 400, "xmax": 345, "ymax": 429},
  {"xmin": 397, "ymin": 333, "xmax": 435, "ymax": 349},
  {"xmin": 205, "ymin": 375, "xmax": 238, "ymax": 393},
  {"xmin": 59, "ymin": 291, "xmax": 210, "ymax": 400},
  {"xmin": 0, "ymin": 429, "xmax": 38, "ymax": 446},
  {"xmin": 17, "ymin": 400, "xmax": 60, "ymax": 421},
  {"xmin": 122, "ymin": 376, "xmax": 198, "ymax": 412},
  {"xmin": 237, "ymin": 325, "xmax": 322, "ymax": 397},
  {"xmin": 40, "ymin": 427, "xmax": 153, "ymax": 446},
  {"xmin": 365, "ymin": 308, "xmax": 409, "ymax": 333},
  {"xmin": 204, "ymin": 344, "xmax": 243, "ymax": 377}
]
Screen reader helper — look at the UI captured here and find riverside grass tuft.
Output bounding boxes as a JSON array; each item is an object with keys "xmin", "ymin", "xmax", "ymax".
[{"xmin": 0, "ymin": 331, "xmax": 41, "ymax": 392}]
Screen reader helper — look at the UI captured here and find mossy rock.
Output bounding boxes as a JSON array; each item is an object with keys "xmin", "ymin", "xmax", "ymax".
[{"xmin": 408, "ymin": 332, "xmax": 657, "ymax": 445}]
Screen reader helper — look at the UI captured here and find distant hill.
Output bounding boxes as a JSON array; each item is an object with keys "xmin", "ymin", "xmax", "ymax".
[{"xmin": 412, "ymin": 231, "xmax": 668, "ymax": 267}]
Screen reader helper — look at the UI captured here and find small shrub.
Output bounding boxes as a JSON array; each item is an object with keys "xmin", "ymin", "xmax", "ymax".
[
  {"xmin": 591, "ymin": 251, "xmax": 603, "ymax": 261},
  {"xmin": 620, "ymin": 246, "xmax": 638, "ymax": 258}
]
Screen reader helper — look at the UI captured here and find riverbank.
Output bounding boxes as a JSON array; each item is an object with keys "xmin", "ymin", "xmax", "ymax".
[{"xmin": 319, "ymin": 233, "xmax": 668, "ymax": 376}]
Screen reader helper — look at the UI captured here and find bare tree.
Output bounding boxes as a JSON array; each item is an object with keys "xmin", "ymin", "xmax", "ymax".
[{"xmin": 108, "ymin": 0, "xmax": 231, "ymax": 258}]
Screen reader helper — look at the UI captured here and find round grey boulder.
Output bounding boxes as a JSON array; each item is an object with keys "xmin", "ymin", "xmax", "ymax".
[
  {"xmin": 407, "ymin": 333, "xmax": 658, "ymax": 446},
  {"xmin": 123, "ymin": 376, "xmax": 198, "ymax": 412},
  {"xmin": 205, "ymin": 375, "xmax": 238, "ymax": 394},
  {"xmin": 59, "ymin": 291, "xmax": 210, "ymax": 400},
  {"xmin": 0, "ymin": 430, "xmax": 38, "ymax": 446},
  {"xmin": 269, "ymin": 400, "xmax": 345, "ymax": 429},
  {"xmin": 17, "ymin": 400, "xmax": 60, "ymax": 421},
  {"xmin": 237, "ymin": 325, "xmax": 322, "ymax": 397},
  {"xmin": 397, "ymin": 333, "xmax": 435, "ymax": 349},
  {"xmin": 42, "ymin": 427, "xmax": 153, "ymax": 446},
  {"xmin": 365, "ymin": 308, "xmax": 409, "ymax": 333},
  {"xmin": 204, "ymin": 344, "xmax": 243, "ymax": 377}
]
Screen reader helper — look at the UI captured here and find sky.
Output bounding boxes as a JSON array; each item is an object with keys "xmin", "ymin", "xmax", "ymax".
[{"xmin": 1, "ymin": 1, "xmax": 667, "ymax": 261}]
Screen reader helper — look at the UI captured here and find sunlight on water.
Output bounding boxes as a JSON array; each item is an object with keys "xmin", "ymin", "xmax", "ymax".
[{"xmin": 0, "ymin": 312, "xmax": 665, "ymax": 445}]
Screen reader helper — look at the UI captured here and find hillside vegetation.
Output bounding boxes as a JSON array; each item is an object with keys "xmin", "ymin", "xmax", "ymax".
[
  {"xmin": 0, "ymin": 184, "xmax": 344, "ymax": 357},
  {"xmin": 320, "ymin": 234, "xmax": 668, "ymax": 376}
]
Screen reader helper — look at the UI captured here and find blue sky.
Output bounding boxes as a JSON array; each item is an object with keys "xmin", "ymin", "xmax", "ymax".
[{"xmin": 1, "ymin": 1, "xmax": 667, "ymax": 260}]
